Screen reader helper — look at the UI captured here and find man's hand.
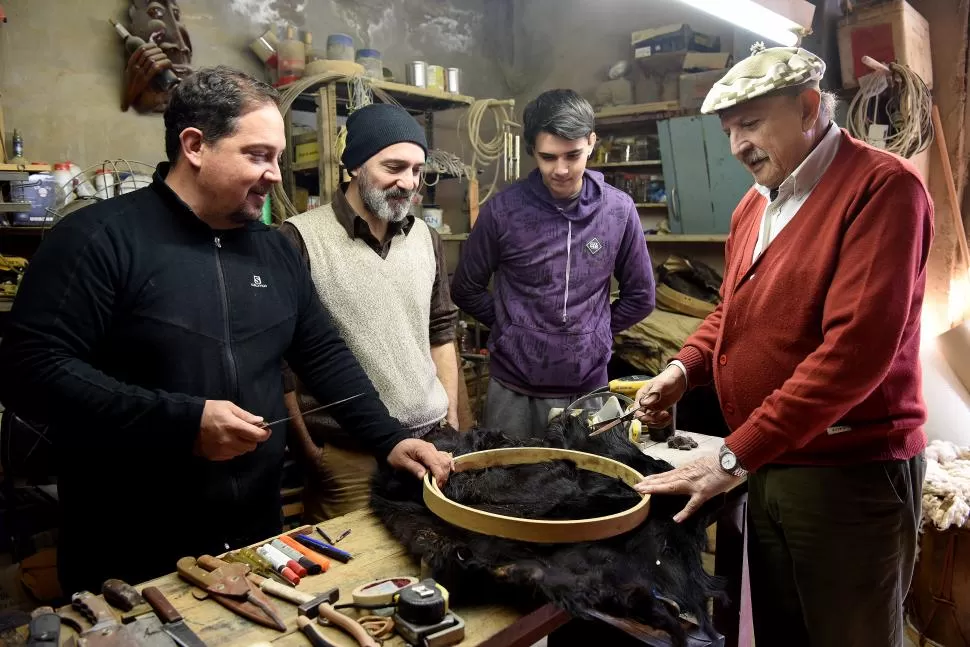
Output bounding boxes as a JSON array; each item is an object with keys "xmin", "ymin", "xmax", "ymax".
[
  {"xmin": 634, "ymin": 365, "xmax": 687, "ymax": 427},
  {"xmin": 195, "ymin": 400, "xmax": 269, "ymax": 461},
  {"xmin": 122, "ymin": 42, "xmax": 174, "ymax": 111},
  {"xmin": 634, "ymin": 456, "xmax": 742, "ymax": 523},
  {"xmin": 387, "ymin": 438, "xmax": 454, "ymax": 487}
]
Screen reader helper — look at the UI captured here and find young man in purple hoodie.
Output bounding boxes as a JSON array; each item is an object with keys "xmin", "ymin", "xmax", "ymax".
[{"xmin": 451, "ymin": 89, "xmax": 655, "ymax": 439}]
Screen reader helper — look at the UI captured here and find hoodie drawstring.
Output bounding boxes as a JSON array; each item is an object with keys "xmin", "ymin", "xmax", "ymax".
[{"xmin": 563, "ymin": 220, "xmax": 572, "ymax": 323}]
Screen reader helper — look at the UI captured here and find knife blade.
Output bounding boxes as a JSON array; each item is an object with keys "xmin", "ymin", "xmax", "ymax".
[
  {"xmin": 142, "ymin": 587, "xmax": 207, "ymax": 647},
  {"xmin": 261, "ymin": 392, "xmax": 363, "ymax": 428}
]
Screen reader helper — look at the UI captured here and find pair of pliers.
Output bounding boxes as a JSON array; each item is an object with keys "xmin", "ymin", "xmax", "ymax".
[{"xmin": 176, "ymin": 555, "xmax": 287, "ymax": 631}]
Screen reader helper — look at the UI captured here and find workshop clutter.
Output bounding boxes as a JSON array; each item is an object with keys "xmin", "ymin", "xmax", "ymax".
[
  {"xmin": 630, "ymin": 23, "xmax": 732, "ymax": 108},
  {"xmin": 248, "ymin": 24, "xmax": 461, "ymax": 94}
]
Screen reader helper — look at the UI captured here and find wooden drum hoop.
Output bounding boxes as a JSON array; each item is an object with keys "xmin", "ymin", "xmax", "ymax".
[{"xmin": 422, "ymin": 447, "xmax": 651, "ymax": 543}]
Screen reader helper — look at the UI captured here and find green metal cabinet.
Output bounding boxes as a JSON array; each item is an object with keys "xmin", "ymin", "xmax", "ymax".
[{"xmin": 657, "ymin": 114, "xmax": 754, "ymax": 234}]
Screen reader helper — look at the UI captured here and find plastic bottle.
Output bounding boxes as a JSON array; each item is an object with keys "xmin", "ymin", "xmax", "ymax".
[
  {"xmin": 53, "ymin": 163, "xmax": 76, "ymax": 206},
  {"xmin": 277, "ymin": 26, "xmax": 306, "ymax": 86},
  {"xmin": 94, "ymin": 169, "xmax": 115, "ymax": 200},
  {"xmin": 69, "ymin": 162, "xmax": 97, "ymax": 198},
  {"xmin": 457, "ymin": 320, "xmax": 471, "ymax": 353}
]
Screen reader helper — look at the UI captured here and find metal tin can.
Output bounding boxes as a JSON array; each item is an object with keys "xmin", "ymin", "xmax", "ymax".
[
  {"xmin": 426, "ymin": 65, "xmax": 445, "ymax": 91},
  {"xmin": 445, "ymin": 67, "xmax": 461, "ymax": 94},
  {"xmin": 406, "ymin": 61, "xmax": 427, "ymax": 88}
]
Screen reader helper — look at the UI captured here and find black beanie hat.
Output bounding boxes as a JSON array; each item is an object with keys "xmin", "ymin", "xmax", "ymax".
[{"xmin": 341, "ymin": 103, "xmax": 428, "ymax": 172}]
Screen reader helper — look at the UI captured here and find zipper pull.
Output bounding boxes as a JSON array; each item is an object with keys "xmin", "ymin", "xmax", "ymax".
[{"xmin": 214, "ymin": 236, "xmax": 222, "ymax": 248}]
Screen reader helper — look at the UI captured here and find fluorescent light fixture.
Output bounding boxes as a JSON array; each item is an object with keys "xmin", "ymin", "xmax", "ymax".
[{"xmin": 674, "ymin": 0, "xmax": 815, "ymax": 47}]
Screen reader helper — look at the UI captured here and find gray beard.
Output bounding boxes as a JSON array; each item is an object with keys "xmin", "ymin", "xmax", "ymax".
[{"xmin": 358, "ymin": 169, "xmax": 413, "ymax": 223}]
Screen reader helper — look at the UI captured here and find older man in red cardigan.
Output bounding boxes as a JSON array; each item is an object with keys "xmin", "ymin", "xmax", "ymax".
[{"xmin": 635, "ymin": 44, "xmax": 933, "ymax": 647}]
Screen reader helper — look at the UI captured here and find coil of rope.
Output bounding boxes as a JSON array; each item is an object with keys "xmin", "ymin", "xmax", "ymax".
[
  {"xmin": 846, "ymin": 58, "xmax": 933, "ymax": 159},
  {"xmin": 461, "ymin": 99, "xmax": 519, "ymax": 204}
]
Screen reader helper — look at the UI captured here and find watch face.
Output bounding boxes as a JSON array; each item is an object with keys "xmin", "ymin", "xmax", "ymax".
[{"xmin": 721, "ymin": 452, "xmax": 737, "ymax": 471}]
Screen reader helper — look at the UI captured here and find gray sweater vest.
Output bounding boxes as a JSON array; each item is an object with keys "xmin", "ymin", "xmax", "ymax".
[{"xmin": 288, "ymin": 205, "xmax": 448, "ymax": 430}]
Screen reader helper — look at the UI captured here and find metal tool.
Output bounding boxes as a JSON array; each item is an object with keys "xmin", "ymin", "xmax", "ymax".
[
  {"xmin": 587, "ymin": 407, "xmax": 640, "ymax": 437},
  {"xmin": 223, "ymin": 549, "xmax": 295, "ymax": 588},
  {"xmin": 261, "ymin": 393, "xmax": 363, "ymax": 428},
  {"xmin": 102, "ymin": 579, "xmax": 152, "ymax": 624},
  {"xmin": 142, "ymin": 586, "xmax": 207, "ymax": 647},
  {"xmin": 27, "ymin": 606, "xmax": 60, "ymax": 647},
  {"xmin": 176, "ymin": 555, "xmax": 286, "ymax": 631},
  {"xmin": 66, "ymin": 591, "xmax": 158, "ymax": 647}
]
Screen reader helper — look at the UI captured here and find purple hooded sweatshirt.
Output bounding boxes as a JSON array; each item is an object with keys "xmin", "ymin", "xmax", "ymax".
[{"xmin": 451, "ymin": 168, "xmax": 655, "ymax": 397}]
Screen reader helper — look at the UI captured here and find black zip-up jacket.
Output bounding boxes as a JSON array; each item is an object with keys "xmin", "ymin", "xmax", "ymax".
[{"xmin": 0, "ymin": 165, "xmax": 410, "ymax": 593}]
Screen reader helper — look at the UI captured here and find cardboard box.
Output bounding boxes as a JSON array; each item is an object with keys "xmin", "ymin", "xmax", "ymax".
[
  {"xmin": 634, "ymin": 52, "xmax": 731, "ymax": 106},
  {"xmin": 295, "ymin": 141, "xmax": 319, "ymax": 165},
  {"xmin": 837, "ymin": 0, "xmax": 932, "ymax": 89},
  {"xmin": 678, "ymin": 70, "xmax": 726, "ymax": 111},
  {"xmin": 631, "ymin": 24, "xmax": 720, "ymax": 56}
]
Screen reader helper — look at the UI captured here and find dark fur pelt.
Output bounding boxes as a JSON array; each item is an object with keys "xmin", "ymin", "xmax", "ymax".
[{"xmin": 370, "ymin": 415, "xmax": 726, "ymax": 644}]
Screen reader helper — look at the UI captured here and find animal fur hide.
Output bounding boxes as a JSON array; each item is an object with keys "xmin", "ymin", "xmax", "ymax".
[
  {"xmin": 370, "ymin": 415, "xmax": 725, "ymax": 645},
  {"xmin": 922, "ymin": 439, "xmax": 970, "ymax": 531}
]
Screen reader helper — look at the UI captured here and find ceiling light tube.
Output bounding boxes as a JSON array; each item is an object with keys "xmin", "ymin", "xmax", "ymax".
[{"xmin": 674, "ymin": 0, "xmax": 811, "ymax": 47}]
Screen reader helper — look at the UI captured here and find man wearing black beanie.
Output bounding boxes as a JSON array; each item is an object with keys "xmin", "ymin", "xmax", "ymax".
[{"xmin": 280, "ymin": 103, "xmax": 461, "ymax": 520}]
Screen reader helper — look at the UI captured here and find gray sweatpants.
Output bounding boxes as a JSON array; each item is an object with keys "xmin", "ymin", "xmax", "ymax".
[{"xmin": 483, "ymin": 379, "xmax": 582, "ymax": 441}]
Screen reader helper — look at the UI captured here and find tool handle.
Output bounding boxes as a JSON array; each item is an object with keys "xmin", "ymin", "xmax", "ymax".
[
  {"xmin": 254, "ymin": 576, "xmax": 314, "ymax": 605},
  {"xmin": 197, "ymin": 555, "xmax": 234, "ymax": 572},
  {"xmin": 176, "ymin": 557, "xmax": 213, "ymax": 589},
  {"xmin": 142, "ymin": 587, "xmax": 183, "ymax": 624},
  {"xmin": 297, "ymin": 617, "xmax": 339, "ymax": 647},
  {"xmin": 102, "ymin": 579, "xmax": 145, "ymax": 612},
  {"xmin": 317, "ymin": 603, "xmax": 381, "ymax": 647},
  {"xmin": 71, "ymin": 591, "xmax": 117, "ymax": 627}
]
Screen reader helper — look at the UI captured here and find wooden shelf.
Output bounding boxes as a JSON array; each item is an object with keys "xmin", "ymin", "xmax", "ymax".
[
  {"xmin": 645, "ymin": 234, "xmax": 727, "ymax": 243},
  {"xmin": 439, "ymin": 233, "xmax": 469, "ymax": 242},
  {"xmin": 0, "ymin": 163, "xmax": 52, "ymax": 172},
  {"xmin": 288, "ymin": 77, "xmax": 475, "ymax": 115},
  {"xmin": 594, "ymin": 102, "xmax": 694, "ymax": 125},
  {"xmin": 292, "ymin": 160, "xmax": 319, "ymax": 172},
  {"xmin": 634, "ymin": 203, "xmax": 667, "ymax": 208},
  {"xmin": 0, "ymin": 203, "xmax": 32, "ymax": 213},
  {"xmin": 0, "ymin": 225, "xmax": 50, "ymax": 234},
  {"xmin": 589, "ymin": 160, "xmax": 661, "ymax": 169}
]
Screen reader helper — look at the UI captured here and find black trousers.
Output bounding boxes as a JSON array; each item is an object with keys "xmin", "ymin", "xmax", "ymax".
[{"xmin": 747, "ymin": 456, "xmax": 925, "ymax": 647}]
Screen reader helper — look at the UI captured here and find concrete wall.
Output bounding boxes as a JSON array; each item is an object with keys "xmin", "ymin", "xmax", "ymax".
[{"xmin": 0, "ymin": 0, "xmax": 505, "ymax": 235}]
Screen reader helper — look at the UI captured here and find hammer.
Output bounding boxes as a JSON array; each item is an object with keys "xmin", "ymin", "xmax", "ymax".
[{"xmin": 247, "ymin": 575, "xmax": 380, "ymax": 647}]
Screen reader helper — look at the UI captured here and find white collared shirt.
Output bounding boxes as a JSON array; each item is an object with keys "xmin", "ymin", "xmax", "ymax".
[{"xmin": 751, "ymin": 122, "xmax": 843, "ymax": 262}]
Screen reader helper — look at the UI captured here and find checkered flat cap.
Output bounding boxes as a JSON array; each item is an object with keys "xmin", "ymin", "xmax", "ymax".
[{"xmin": 701, "ymin": 43, "xmax": 826, "ymax": 114}]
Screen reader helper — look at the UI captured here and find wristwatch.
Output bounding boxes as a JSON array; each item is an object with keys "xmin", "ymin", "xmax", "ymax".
[{"xmin": 718, "ymin": 444, "xmax": 747, "ymax": 478}]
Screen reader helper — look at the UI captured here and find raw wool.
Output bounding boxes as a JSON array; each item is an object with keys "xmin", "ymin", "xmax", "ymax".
[
  {"xmin": 370, "ymin": 416, "xmax": 725, "ymax": 646},
  {"xmin": 921, "ymin": 440, "xmax": 970, "ymax": 531}
]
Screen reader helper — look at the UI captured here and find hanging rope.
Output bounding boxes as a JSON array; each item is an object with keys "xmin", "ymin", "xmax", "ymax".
[
  {"xmin": 460, "ymin": 99, "xmax": 519, "ymax": 204},
  {"xmin": 846, "ymin": 59, "xmax": 933, "ymax": 159}
]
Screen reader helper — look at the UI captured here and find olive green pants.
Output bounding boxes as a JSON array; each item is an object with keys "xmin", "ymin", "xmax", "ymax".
[{"xmin": 747, "ymin": 456, "xmax": 925, "ymax": 647}]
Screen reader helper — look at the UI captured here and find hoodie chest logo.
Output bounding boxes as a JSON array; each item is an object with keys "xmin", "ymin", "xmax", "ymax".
[{"xmin": 585, "ymin": 238, "xmax": 604, "ymax": 255}]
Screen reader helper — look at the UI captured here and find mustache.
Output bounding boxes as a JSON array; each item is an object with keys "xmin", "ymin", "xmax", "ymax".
[
  {"xmin": 743, "ymin": 150, "xmax": 769, "ymax": 166},
  {"xmin": 383, "ymin": 188, "xmax": 413, "ymax": 201}
]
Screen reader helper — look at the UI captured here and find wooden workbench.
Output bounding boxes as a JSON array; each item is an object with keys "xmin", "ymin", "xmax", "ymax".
[{"xmin": 58, "ymin": 432, "xmax": 747, "ymax": 647}]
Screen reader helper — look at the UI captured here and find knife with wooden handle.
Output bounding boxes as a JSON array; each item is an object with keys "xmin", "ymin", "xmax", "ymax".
[{"xmin": 142, "ymin": 587, "xmax": 207, "ymax": 647}]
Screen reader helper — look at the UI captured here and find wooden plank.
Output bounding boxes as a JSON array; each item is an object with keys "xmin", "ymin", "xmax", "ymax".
[
  {"xmin": 0, "ymin": 163, "xmax": 51, "ymax": 172},
  {"xmin": 58, "ymin": 509, "xmax": 526, "ymax": 647},
  {"xmin": 588, "ymin": 160, "xmax": 661, "ymax": 169},
  {"xmin": 369, "ymin": 79, "xmax": 475, "ymax": 108},
  {"xmin": 292, "ymin": 160, "xmax": 318, "ymax": 172},
  {"xmin": 317, "ymin": 84, "xmax": 338, "ymax": 205},
  {"xmin": 0, "ymin": 202, "xmax": 32, "ymax": 213},
  {"xmin": 594, "ymin": 101, "xmax": 681, "ymax": 120},
  {"xmin": 634, "ymin": 202, "xmax": 667, "ymax": 208}
]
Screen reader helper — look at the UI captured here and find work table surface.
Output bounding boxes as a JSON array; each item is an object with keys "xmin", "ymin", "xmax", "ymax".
[
  {"xmin": 58, "ymin": 509, "xmax": 522, "ymax": 646},
  {"xmin": 56, "ymin": 431, "xmax": 732, "ymax": 646}
]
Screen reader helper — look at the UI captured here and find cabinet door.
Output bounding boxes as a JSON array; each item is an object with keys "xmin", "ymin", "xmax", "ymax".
[
  {"xmin": 701, "ymin": 116, "xmax": 753, "ymax": 234},
  {"xmin": 658, "ymin": 115, "xmax": 715, "ymax": 233}
]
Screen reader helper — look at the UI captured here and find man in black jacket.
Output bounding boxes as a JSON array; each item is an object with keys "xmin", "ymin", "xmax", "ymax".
[{"xmin": 0, "ymin": 66, "xmax": 453, "ymax": 594}]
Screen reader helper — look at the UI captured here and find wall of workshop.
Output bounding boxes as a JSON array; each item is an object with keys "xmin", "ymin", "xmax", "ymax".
[
  {"xmin": 0, "ymin": 0, "xmax": 507, "ymax": 239},
  {"xmin": 494, "ymin": 0, "xmax": 741, "ymax": 274}
]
